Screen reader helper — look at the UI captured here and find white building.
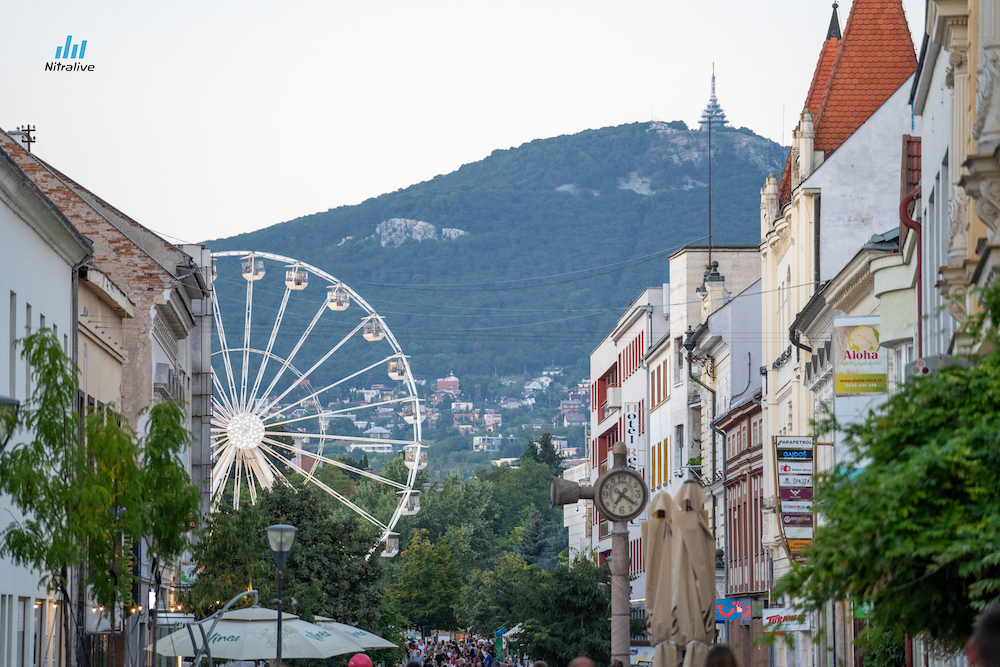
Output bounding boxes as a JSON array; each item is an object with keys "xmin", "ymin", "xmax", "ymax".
[
  {"xmin": 562, "ymin": 460, "xmax": 592, "ymax": 559},
  {"xmin": 0, "ymin": 141, "xmax": 93, "ymax": 667}
]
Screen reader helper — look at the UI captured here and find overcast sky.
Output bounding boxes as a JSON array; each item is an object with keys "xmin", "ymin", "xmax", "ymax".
[{"xmin": 1, "ymin": 0, "xmax": 924, "ymax": 245}]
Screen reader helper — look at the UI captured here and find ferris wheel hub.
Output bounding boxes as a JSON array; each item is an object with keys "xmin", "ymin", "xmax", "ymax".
[{"xmin": 228, "ymin": 412, "xmax": 265, "ymax": 451}]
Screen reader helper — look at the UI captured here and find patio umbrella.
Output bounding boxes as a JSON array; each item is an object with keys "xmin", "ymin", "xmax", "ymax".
[
  {"xmin": 149, "ymin": 606, "xmax": 368, "ymax": 659},
  {"xmin": 642, "ymin": 490, "xmax": 676, "ymax": 645},
  {"xmin": 669, "ymin": 481, "xmax": 715, "ymax": 645},
  {"xmin": 312, "ymin": 617, "xmax": 399, "ymax": 649}
]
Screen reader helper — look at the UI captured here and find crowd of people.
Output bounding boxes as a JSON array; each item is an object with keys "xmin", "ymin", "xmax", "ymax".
[{"xmin": 397, "ymin": 605, "xmax": 999, "ymax": 667}]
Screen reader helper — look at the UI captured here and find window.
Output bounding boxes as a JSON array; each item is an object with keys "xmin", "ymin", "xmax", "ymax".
[
  {"xmin": 675, "ymin": 425, "xmax": 684, "ymax": 471},
  {"xmin": 674, "ymin": 337, "xmax": 684, "ymax": 384}
]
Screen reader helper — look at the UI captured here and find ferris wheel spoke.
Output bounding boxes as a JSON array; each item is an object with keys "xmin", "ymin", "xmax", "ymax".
[
  {"xmin": 247, "ymin": 288, "xmax": 291, "ymax": 413},
  {"xmin": 262, "ymin": 320, "xmax": 366, "ymax": 414},
  {"xmin": 212, "ymin": 394, "xmax": 235, "ymax": 422},
  {"xmin": 261, "ymin": 437, "xmax": 407, "ymax": 490},
  {"xmin": 270, "ymin": 431, "xmax": 418, "ymax": 447},
  {"xmin": 212, "ymin": 289, "xmax": 240, "ymax": 409},
  {"xmin": 268, "ymin": 354, "xmax": 396, "ymax": 418},
  {"xmin": 240, "ymin": 279, "xmax": 255, "ymax": 410},
  {"xmin": 258, "ymin": 301, "xmax": 330, "ymax": 410},
  {"xmin": 267, "ymin": 395, "xmax": 414, "ymax": 429},
  {"xmin": 213, "ymin": 369, "xmax": 236, "ymax": 418},
  {"xmin": 211, "ymin": 444, "xmax": 237, "ymax": 501},
  {"xmin": 233, "ymin": 456, "xmax": 244, "ymax": 508},
  {"xmin": 259, "ymin": 443, "xmax": 388, "ymax": 530}
]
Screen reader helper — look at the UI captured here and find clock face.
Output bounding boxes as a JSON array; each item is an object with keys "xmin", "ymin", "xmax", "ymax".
[{"xmin": 597, "ymin": 470, "xmax": 648, "ymax": 521}]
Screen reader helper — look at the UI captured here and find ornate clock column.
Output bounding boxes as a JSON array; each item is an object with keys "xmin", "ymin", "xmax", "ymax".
[
  {"xmin": 609, "ymin": 442, "xmax": 633, "ymax": 667},
  {"xmin": 550, "ymin": 440, "xmax": 648, "ymax": 666}
]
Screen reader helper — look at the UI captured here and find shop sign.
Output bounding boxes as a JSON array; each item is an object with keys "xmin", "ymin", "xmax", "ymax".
[
  {"xmin": 785, "ymin": 527, "xmax": 814, "ymax": 539},
  {"xmin": 834, "ymin": 318, "xmax": 887, "ymax": 396},
  {"xmin": 778, "ymin": 461, "xmax": 812, "ymax": 474},
  {"xmin": 775, "ymin": 436, "xmax": 814, "ymax": 448},
  {"xmin": 624, "ymin": 403, "xmax": 639, "ymax": 467},
  {"xmin": 630, "ymin": 646, "xmax": 654, "ymax": 666},
  {"xmin": 776, "ymin": 448, "xmax": 813, "ymax": 461},
  {"xmin": 763, "ymin": 608, "xmax": 810, "ymax": 633},
  {"xmin": 782, "ymin": 514, "xmax": 813, "ymax": 527},
  {"xmin": 779, "ymin": 487, "xmax": 813, "ymax": 500},
  {"xmin": 787, "ymin": 539, "xmax": 811, "ymax": 551},
  {"xmin": 778, "ymin": 475, "xmax": 813, "ymax": 488},
  {"xmin": 715, "ymin": 599, "xmax": 751, "ymax": 623},
  {"xmin": 781, "ymin": 500, "xmax": 813, "ymax": 513}
]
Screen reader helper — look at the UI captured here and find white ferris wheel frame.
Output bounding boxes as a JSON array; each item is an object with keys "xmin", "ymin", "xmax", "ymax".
[{"xmin": 209, "ymin": 250, "xmax": 424, "ymax": 557}]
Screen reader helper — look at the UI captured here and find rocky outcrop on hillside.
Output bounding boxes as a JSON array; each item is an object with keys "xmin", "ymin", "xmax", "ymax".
[{"xmin": 374, "ymin": 218, "xmax": 469, "ymax": 247}]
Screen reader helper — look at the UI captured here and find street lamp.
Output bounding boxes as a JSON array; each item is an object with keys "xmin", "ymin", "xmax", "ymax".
[
  {"xmin": 265, "ymin": 524, "xmax": 297, "ymax": 667},
  {"xmin": 0, "ymin": 395, "xmax": 20, "ymax": 450}
]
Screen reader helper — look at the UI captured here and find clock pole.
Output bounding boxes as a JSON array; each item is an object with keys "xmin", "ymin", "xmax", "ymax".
[
  {"xmin": 609, "ymin": 441, "xmax": 632, "ymax": 667},
  {"xmin": 549, "ymin": 440, "xmax": 647, "ymax": 667}
]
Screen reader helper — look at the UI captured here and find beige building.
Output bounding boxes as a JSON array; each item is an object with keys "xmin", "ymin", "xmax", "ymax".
[{"xmin": 77, "ymin": 268, "xmax": 134, "ymax": 412}]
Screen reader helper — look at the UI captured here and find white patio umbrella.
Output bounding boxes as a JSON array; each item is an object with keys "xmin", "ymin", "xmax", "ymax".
[
  {"xmin": 312, "ymin": 617, "xmax": 399, "ymax": 649},
  {"xmin": 149, "ymin": 606, "xmax": 368, "ymax": 659}
]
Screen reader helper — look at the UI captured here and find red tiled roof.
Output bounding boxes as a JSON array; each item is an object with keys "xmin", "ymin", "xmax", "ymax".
[
  {"xmin": 777, "ymin": 0, "xmax": 916, "ymax": 203},
  {"xmin": 813, "ymin": 0, "xmax": 917, "ymax": 152}
]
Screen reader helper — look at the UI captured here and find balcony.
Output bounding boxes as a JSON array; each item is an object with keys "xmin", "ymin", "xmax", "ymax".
[{"xmin": 154, "ymin": 363, "xmax": 187, "ymax": 403}]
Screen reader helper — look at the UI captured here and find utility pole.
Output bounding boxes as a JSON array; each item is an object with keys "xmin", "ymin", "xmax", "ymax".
[{"xmin": 11, "ymin": 125, "xmax": 37, "ymax": 153}]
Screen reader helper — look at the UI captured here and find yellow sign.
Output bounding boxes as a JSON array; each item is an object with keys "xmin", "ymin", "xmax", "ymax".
[
  {"xmin": 787, "ymin": 539, "xmax": 812, "ymax": 552},
  {"xmin": 834, "ymin": 374, "xmax": 887, "ymax": 393}
]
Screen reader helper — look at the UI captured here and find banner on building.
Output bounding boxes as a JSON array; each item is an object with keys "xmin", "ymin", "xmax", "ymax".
[
  {"xmin": 630, "ymin": 646, "xmax": 654, "ymax": 666},
  {"xmin": 763, "ymin": 607, "xmax": 810, "ymax": 633},
  {"xmin": 834, "ymin": 317, "xmax": 887, "ymax": 396}
]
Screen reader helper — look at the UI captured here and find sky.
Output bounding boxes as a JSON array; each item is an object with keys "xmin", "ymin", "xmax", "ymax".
[{"xmin": 1, "ymin": 0, "xmax": 925, "ymax": 246}]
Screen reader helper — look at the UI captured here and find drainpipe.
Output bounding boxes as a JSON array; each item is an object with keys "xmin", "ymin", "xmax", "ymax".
[
  {"xmin": 710, "ymin": 416, "xmax": 728, "ymax": 598},
  {"xmin": 900, "ymin": 187, "xmax": 922, "ymax": 357}
]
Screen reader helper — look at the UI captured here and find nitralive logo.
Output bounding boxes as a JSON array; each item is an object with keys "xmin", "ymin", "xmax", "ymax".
[{"xmin": 45, "ymin": 36, "xmax": 94, "ymax": 72}]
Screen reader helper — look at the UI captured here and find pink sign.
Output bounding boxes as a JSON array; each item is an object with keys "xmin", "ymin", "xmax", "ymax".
[{"xmin": 779, "ymin": 487, "xmax": 813, "ymax": 500}]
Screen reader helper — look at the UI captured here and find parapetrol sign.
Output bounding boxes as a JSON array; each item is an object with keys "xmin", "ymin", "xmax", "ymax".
[{"xmin": 763, "ymin": 607, "xmax": 810, "ymax": 633}]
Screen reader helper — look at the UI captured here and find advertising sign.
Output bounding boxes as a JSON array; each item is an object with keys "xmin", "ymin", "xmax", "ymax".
[
  {"xmin": 763, "ymin": 608, "xmax": 810, "ymax": 633},
  {"xmin": 781, "ymin": 500, "xmax": 813, "ymax": 513},
  {"xmin": 775, "ymin": 436, "xmax": 813, "ymax": 448},
  {"xmin": 624, "ymin": 402, "xmax": 639, "ymax": 467},
  {"xmin": 715, "ymin": 599, "xmax": 751, "ymax": 623},
  {"xmin": 784, "ymin": 527, "xmax": 814, "ymax": 539},
  {"xmin": 630, "ymin": 647, "xmax": 654, "ymax": 666},
  {"xmin": 781, "ymin": 514, "xmax": 813, "ymax": 527},
  {"xmin": 787, "ymin": 539, "xmax": 812, "ymax": 551},
  {"xmin": 834, "ymin": 318, "xmax": 887, "ymax": 396},
  {"xmin": 778, "ymin": 475, "xmax": 813, "ymax": 487},
  {"xmin": 779, "ymin": 487, "xmax": 813, "ymax": 500},
  {"xmin": 778, "ymin": 461, "xmax": 812, "ymax": 474}
]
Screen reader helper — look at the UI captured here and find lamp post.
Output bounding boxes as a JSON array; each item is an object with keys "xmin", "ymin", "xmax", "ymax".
[
  {"xmin": 0, "ymin": 395, "xmax": 20, "ymax": 450},
  {"xmin": 265, "ymin": 524, "xmax": 297, "ymax": 667}
]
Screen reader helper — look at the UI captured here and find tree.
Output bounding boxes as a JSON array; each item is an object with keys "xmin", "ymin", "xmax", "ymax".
[
  {"xmin": 536, "ymin": 433, "xmax": 563, "ymax": 470},
  {"xmin": 139, "ymin": 401, "xmax": 203, "ymax": 655},
  {"xmin": 775, "ymin": 281, "xmax": 1000, "ymax": 649},
  {"xmin": 390, "ymin": 529, "xmax": 462, "ymax": 630},
  {"xmin": 189, "ymin": 482, "xmax": 384, "ymax": 630}
]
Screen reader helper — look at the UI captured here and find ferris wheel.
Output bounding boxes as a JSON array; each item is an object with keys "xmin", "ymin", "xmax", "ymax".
[{"xmin": 209, "ymin": 251, "xmax": 426, "ymax": 558}]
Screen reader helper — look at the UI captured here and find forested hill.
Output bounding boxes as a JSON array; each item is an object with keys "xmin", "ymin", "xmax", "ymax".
[{"xmin": 207, "ymin": 120, "xmax": 785, "ymax": 382}]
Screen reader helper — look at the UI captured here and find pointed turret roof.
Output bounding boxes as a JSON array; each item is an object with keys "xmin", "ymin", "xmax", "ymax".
[
  {"xmin": 777, "ymin": 0, "xmax": 916, "ymax": 202},
  {"xmin": 698, "ymin": 64, "xmax": 728, "ymax": 130}
]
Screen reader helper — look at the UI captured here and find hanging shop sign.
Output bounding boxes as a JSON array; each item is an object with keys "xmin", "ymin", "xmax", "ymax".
[
  {"xmin": 834, "ymin": 317, "xmax": 887, "ymax": 396},
  {"xmin": 763, "ymin": 608, "xmax": 811, "ymax": 633},
  {"xmin": 773, "ymin": 436, "xmax": 815, "ymax": 560},
  {"xmin": 715, "ymin": 599, "xmax": 752, "ymax": 623},
  {"xmin": 624, "ymin": 402, "xmax": 640, "ymax": 467}
]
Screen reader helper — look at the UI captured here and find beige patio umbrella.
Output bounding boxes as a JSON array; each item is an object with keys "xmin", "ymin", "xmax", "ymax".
[
  {"xmin": 643, "ymin": 490, "xmax": 676, "ymax": 646},
  {"xmin": 643, "ymin": 480, "xmax": 715, "ymax": 667},
  {"xmin": 669, "ymin": 481, "xmax": 715, "ymax": 645}
]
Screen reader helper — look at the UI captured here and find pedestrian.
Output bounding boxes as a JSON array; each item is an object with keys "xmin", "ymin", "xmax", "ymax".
[
  {"xmin": 705, "ymin": 645, "xmax": 738, "ymax": 667},
  {"xmin": 967, "ymin": 605, "xmax": 1000, "ymax": 667},
  {"xmin": 534, "ymin": 661, "xmax": 548, "ymax": 667},
  {"xmin": 567, "ymin": 658, "xmax": 595, "ymax": 667}
]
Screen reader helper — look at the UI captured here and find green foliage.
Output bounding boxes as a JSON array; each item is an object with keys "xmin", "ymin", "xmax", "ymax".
[
  {"xmin": 857, "ymin": 625, "xmax": 906, "ymax": 667},
  {"xmin": 775, "ymin": 281, "xmax": 1000, "ymax": 649},
  {"xmin": 390, "ymin": 529, "xmax": 463, "ymax": 630},
  {"xmin": 190, "ymin": 482, "xmax": 384, "ymax": 630},
  {"xmin": 207, "ymin": 121, "xmax": 785, "ymax": 383},
  {"xmin": 455, "ymin": 552, "xmax": 612, "ymax": 666}
]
